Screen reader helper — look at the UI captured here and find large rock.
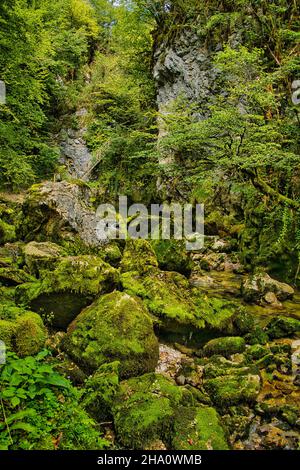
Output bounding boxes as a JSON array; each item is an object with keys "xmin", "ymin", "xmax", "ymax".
[
  {"xmin": 241, "ymin": 272, "xmax": 294, "ymax": 302},
  {"xmin": 203, "ymin": 357, "xmax": 261, "ymax": 407},
  {"xmin": 112, "ymin": 373, "xmax": 194, "ymax": 449},
  {"xmin": 23, "ymin": 241, "xmax": 66, "ymax": 276},
  {"xmin": 172, "ymin": 406, "xmax": 229, "ymax": 450},
  {"xmin": 18, "ymin": 181, "xmax": 104, "ymax": 247},
  {"xmin": 0, "ymin": 266, "xmax": 36, "ymax": 286},
  {"xmin": 62, "ymin": 291, "xmax": 159, "ymax": 378},
  {"xmin": 16, "ymin": 255, "xmax": 118, "ymax": 329}
]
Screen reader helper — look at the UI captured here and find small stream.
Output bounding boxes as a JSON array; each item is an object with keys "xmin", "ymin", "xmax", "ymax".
[{"xmin": 192, "ymin": 270, "xmax": 300, "ymax": 324}]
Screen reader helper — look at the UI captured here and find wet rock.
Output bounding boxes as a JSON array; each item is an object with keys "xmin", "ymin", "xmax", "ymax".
[
  {"xmin": 19, "ymin": 181, "xmax": 105, "ymax": 247},
  {"xmin": 241, "ymin": 272, "xmax": 294, "ymax": 303},
  {"xmin": 264, "ymin": 291, "xmax": 282, "ymax": 308},
  {"xmin": 156, "ymin": 344, "xmax": 184, "ymax": 379},
  {"xmin": 189, "ymin": 273, "xmax": 219, "ymax": 289},
  {"xmin": 175, "ymin": 375, "xmax": 186, "ymax": 386}
]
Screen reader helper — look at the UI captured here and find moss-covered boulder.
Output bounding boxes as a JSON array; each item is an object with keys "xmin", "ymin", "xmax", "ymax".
[
  {"xmin": 204, "ymin": 370, "xmax": 260, "ymax": 407},
  {"xmin": 241, "ymin": 272, "xmax": 294, "ymax": 302},
  {"xmin": 0, "ymin": 319, "xmax": 17, "ymax": 349},
  {"xmin": 14, "ymin": 312, "xmax": 47, "ymax": 357},
  {"xmin": 265, "ymin": 316, "xmax": 300, "ymax": 339},
  {"xmin": 112, "ymin": 373, "xmax": 194, "ymax": 449},
  {"xmin": 172, "ymin": 406, "xmax": 229, "ymax": 450},
  {"xmin": 0, "ymin": 311, "xmax": 46, "ymax": 356},
  {"xmin": 151, "ymin": 240, "xmax": 193, "ymax": 275},
  {"xmin": 82, "ymin": 361, "xmax": 120, "ymax": 420},
  {"xmin": 16, "ymin": 255, "xmax": 118, "ymax": 329},
  {"xmin": 23, "ymin": 241, "xmax": 66, "ymax": 276},
  {"xmin": 121, "ymin": 269, "xmax": 252, "ymax": 345},
  {"xmin": 62, "ymin": 291, "xmax": 159, "ymax": 377},
  {"xmin": 121, "ymin": 269, "xmax": 205, "ymax": 332},
  {"xmin": 120, "ymin": 239, "xmax": 158, "ymax": 274},
  {"xmin": 203, "ymin": 337, "xmax": 246, "ymax": 358}
]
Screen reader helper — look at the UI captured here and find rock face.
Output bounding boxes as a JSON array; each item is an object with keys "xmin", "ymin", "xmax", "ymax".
[
  {"xmin": 241, "ymin": 272, "xmax": 294, "ymax": 303},
  {"xmin": 19, "ymin": 181, "xmax": 103, "ymax": 247},
  {"xmin": 153, "ymin": 28, "xmax": 217, "ymax": 119},
  {"xmin": 59, "ymin": 124, "xmax": 92, "ymax": 180},
  {"xmin": 62, "ymin": 291, "xmax": 159, "ymax": 378}
]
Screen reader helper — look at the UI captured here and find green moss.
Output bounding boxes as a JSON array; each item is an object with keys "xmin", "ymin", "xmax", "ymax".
[
  {"xmin": 0, "ymin": 266, "xmax": 36, "ymax": 286},
  {"xmin": 245, "ymin": 344, "xmax": 271, "ymax": 361},
  {"xmin": 121, "ymin": 267, "xmax": 249, "ymax": 345},
  {"xmin": 265, "ymin": 315, "xmax": 300, "ymax": 339},
  {"xmin": 16, "ymin": 255, "xmax": 118, "ymax": 329},
  {"xmin": 172, "ymin": 406, "xmax": 229, "ymax": 450},
  {"xmin": 120, "ymin": 239, "xmax": 158, "ymax": 274},
  {"xmin": 203, "ymin": 337, "xmax": 246, "ymax": 358},
  {"xmin": 62, "ymin": 291, "xmax": 159, "ymax": 378},
  {"xmin": 82, "ymin": 361, "xmax": 120, "ymax": 420},
  {"xmin": 0, "ymin": 297, "xmax": 29, "ymax": 321},
  {"xmin": 244, "ymin": 326, "xmax": 269, "ymax": 345},
  {"xmin": 204, "ymin": 373, "xmax": 260, "ymax": 407},
  {"xmin": 151, "ymin": 239, "xmax": 193, "ymax": 275},
  {"xmin": 113, "ymin": 373, "xmax": 194, "ymax": 449},
  {"xmin": 121, "ymin": 269, "xmax": 205, "ymax": 331},
  {"xmin": 14, "ymin": 312, "xmax": 47, "ymax": 357},
  {"xmin": 0, "ymin": 319, "xmax": 17, "ymax": 349},
  {"xmin": 0, "ymin": 218, "xmax": 16, "ymax": 245}
]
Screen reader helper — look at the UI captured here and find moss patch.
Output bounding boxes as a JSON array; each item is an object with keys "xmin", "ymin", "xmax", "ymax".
[
  {"xmin": 120, "ymin": 239, "xmax": 158, "ymax": 274},
  {"xmin": 151, "ymin": 239, "xmax": 193, "ymax": 275},
  {"xmin": 203, "ymin": 336, "xmax": 246, "ymax": 358}
]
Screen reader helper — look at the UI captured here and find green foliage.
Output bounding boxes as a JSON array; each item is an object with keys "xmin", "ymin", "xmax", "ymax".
[
  {"xmin": 0, "ymin": 351, "xmax": 108, "ymax": 449},
  {"xmin": 0, "ymin": 0, "xmax": 101, "ymax": 189}
]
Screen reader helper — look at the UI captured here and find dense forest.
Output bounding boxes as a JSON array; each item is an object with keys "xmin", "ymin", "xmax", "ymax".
[{"xmin": 0, "ymin": 0, "xmax": 300, "ymax": 452}]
